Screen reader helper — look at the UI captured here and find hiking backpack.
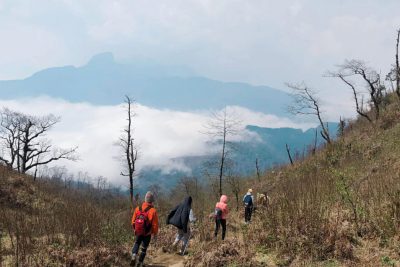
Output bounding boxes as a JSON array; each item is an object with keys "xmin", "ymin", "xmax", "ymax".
[
  {"xmin": 214, "ymin": 207, "xmax": 223, "ymax": 220},
  {"xmin": 134, "ymin": 206, "xmax": 152, "ymax": 236},
  {"xmin": 244, "ymin": 194, "xmax": 253, "ymax": 206}
]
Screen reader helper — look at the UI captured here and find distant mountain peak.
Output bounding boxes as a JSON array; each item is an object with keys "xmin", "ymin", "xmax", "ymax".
[
  {"xmin": 0, "ymin": 52, "xmax": 291, "ymax": 114},
  {"xmin": 87, "ymin": 52, "xmax": 115, "ymax": 66}
]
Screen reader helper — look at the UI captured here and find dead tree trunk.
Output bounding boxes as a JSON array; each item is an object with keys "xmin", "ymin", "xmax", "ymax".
[
  {"xmin": 255, "ymin": 158, "xmax": 261, "ymax": 182},
  {"xmin": 218, "ymin": 125, "xmax": 226, "ymax": 197},
  {"xmin": 312, "ymin": 128, "xmax": 318, "ymax": 155},
  {"xmin": 120, "ymin": 96, "xmax": 138, "ymax": 208},
  {"xmin": 286, "ymin": 143, "xmax": 294, "ymax": 165}
]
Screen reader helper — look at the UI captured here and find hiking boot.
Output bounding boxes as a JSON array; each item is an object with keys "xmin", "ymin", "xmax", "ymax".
[
  {"xmin": 137, "ymin": 262, "xmax": 144, "ymax": 267},
  {"xmin": 130, "ymin": 254, "xmax": 137, "ymax": 267}
]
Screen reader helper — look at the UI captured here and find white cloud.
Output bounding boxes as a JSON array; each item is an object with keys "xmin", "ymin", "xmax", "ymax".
[{"xmin": 0, "ymin": 97, "xmax": 313, "ymax": 186}]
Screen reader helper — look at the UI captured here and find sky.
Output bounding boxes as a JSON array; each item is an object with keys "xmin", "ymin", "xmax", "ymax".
[
  {"xmin": 0, "ymin": 0, "xmax": 399, "ymax": 184},
  {"xmin": 0, "ymin": 0, "xmax": 399, "ymax": 97}
]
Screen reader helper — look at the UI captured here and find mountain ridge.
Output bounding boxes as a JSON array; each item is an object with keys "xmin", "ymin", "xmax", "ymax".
[
  {"xmin": 136, "ymin": 123, "xmax": 338, "ymax": 192},
  {"xmin": 0, "ymin": 53, "xmax": 291, "ymax": 116}
]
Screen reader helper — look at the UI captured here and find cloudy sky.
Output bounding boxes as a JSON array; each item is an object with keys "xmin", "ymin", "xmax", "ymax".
[
  {"xmin": 0, "ymin": 0, "xmax": 399, "ymax": 184},
  {"xmin": 1, "ymin": 0, "xmax": 399, "ymax": 93}
]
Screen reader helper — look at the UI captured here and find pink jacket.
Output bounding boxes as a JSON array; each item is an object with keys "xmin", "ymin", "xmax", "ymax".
[{"xmin": 215, "ymin": 195, "xmax": 229, "ymax": 220}]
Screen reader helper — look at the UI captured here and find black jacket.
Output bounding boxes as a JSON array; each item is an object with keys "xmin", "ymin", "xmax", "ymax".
[{"xmin": 166, "ymin": 196, "xmax": 192, "ymax": 233}]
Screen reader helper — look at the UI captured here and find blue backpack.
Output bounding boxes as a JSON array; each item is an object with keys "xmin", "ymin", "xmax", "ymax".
[{"xmin": 244, "ymin": 195, "xmax": 253, "ymax": 206}]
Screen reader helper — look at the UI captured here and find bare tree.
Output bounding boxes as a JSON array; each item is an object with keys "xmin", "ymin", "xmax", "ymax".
[
  {"xmin": 203, "ymin": 161, "xmax": 221, "ymax": 199},
  {"xmin": 0, "ymin": 108, "xmax": 77, "ymax": 178},
  {"xmin": 178, "ymin": 176, "xmax": 200, "ymax": 199},
  {"xmin": 328, "ymin": 71, "xmax": 372, "ymax": 123},
  {"xmin": 255, "ymin": 158, "xmax": 261, "ymax": 182},
  {"xmin": 95, "ymin": 176, "xmax": 107, "ymax": 191},
  {"xmin": 387, "ymin": 29, "xmax": 400, "ymax": 99},
  {"xmin": 118, "ymin": 96, "xmax": 138, "ymax": 207},
  {"xmin": 311, "ymin": 128, "xmax": 318, "ymax": 155},
  {"xmin": 0, "ymin": 108, "xmax": 21, "ymax": 169},
  {"xmin": 338, "ymin": 116, "xmax": 346, "ymax": 138},
  {"xmin": 226, "ymin": 174, "xmax": 242, "ymax": 211},
  {"xmin": 287, "ymin": 82, "xmax": 331, "ymax": 144},
  {"xmin": 328, "ymin": 60, "xmax": 385, "ymax": 120},
  {"xmin": 203, "ymin": 108, "xmax": 241, "ymax": 196}
]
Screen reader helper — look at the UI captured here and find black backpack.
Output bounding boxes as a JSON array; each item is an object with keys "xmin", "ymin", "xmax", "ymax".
[{"xmin": 214, "ymin": 207, "xmax": 223, "ymax": 219}]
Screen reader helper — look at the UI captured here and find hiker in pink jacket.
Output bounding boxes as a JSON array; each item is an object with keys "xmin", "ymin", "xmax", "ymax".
[{"xmin": 214, "ymin": 195, "xmax": 229, "ymax": 240}]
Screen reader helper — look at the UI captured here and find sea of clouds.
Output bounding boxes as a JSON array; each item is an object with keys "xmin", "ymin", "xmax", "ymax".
[{"xmin": 0, "ymin": 96, "xmax": 317, "ymax": 186}]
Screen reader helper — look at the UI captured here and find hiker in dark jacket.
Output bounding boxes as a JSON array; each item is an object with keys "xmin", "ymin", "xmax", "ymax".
[
  {"xmin": 166, "ymin": 196, "xmax": 196, "ymax": 255},
  {"xmin": 243, "ymin": 189, "xmax": 254, "ymax": 223}
]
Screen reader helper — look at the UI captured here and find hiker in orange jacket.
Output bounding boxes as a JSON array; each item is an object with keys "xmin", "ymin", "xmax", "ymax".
[
  {"xmin": 130, "ymin": 191, "xmax": 159, "ymax": 267},
  {"xmin": 214, "ymin": 195, "xmax": 229, "ymax": 240}
]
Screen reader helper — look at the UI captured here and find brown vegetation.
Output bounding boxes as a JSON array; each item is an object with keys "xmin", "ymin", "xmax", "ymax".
[{"xmin": 0, "ymin": 167, "xmax": 132, "ymax": 266}]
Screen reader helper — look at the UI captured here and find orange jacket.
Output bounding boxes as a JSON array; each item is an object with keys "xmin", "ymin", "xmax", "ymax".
[{"xmin": 131, "ymin": 202, "xmax": 159, "ymax": 236}]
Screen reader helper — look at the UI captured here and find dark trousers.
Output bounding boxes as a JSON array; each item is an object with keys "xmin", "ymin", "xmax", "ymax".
[
  {"xmin": 214, "ymin": 219, "xmax": 226, "ymax": 240},
  {"xmin": 245, "ymin": 206, "xmax": 253, "ymax": 222},
  {"xmin": 132, "ymin": 235, "xmax": 151, "ymax": 263}
]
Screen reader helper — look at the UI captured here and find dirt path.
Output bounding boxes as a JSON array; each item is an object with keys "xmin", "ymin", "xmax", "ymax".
[{"xmin": 145, "ymin": 250, "xmax": 185, "ymax": 267}]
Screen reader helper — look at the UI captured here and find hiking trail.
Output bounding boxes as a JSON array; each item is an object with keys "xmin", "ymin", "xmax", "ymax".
[{"xmin": 146, "ymin": 250, "xmax": 185, "ymax": 267}]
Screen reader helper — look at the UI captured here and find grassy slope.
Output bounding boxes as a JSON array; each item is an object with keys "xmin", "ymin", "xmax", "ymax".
[
  {"xmin": 185, "ymin": 97, "xmax": 400, "ymax": 266},
  {"xmin": 0, "ymin": 169, "xmax": 134, "ymax": 266},
  {"xmin": 2, "ymin": 97, "xmax": 400, "ymax": 267}
]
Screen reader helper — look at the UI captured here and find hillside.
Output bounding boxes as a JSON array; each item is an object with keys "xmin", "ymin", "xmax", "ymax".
[
  {"xmin": 0, "ymin": 53, "xmax": 290, "ymax": 116},
  {"xmin": 2, "ymin": 96, "xmax": 400, "ymax": 266},
  {"xmin": 183, "ymin": 95, "xmax": 400, "ymax": 266},
  {"xmin": 0, "ymin": 170, "xmax": 134, "ymax": 266}
]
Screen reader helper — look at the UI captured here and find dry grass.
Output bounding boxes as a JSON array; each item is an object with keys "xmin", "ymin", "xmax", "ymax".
[
  {"xmin": 0, "ymin": 167, "xmax": 133, "ymax": 266},
  {"xmin": 183, "ymin": 97, "xmax": 400, "ymax": 266}
]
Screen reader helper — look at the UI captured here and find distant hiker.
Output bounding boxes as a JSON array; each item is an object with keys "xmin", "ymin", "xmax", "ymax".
[
  {"xmin": 257, "ymin": 192, "xmax": 270, "ymax": 208},
  {"xmin": 166, "ymin": 196, "xmax": 196, "ymax": 255},
  {"xmin": 131, "ymin": 191, "xmax": 159, "ymax": 267},
  {"xmin": 243, "ymin": 189, "xmax": 254, "ymax": 223},
  {"xmin": 214, "ymin": 195, "xmax": 229, "ymax": 240}
]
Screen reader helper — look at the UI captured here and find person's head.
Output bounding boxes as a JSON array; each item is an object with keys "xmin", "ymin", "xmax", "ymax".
[
  {"xmin": 220, "ymin": 195, "xmax": 228, "ymax": 203},
  {"xmin": 248, "ymin": 189, "xmax": 253, "ymax": 194},
  {"xmin": 145, "ymin": 191, "xmax": 155, "ymax": 204}
]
